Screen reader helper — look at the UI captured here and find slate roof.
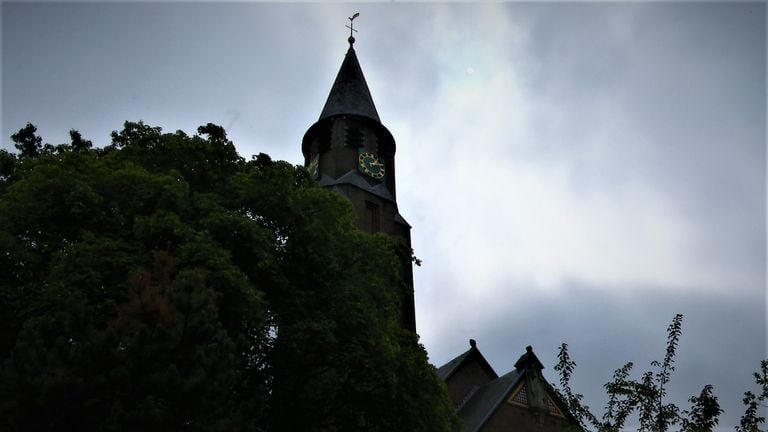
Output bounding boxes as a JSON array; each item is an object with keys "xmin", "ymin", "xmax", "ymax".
[
  {"xmin": 319, "ymin": 44, "xmax": 381, "ymax": 123},
  {"xmin": 318, "ymin": 170, "xmax": 410, "ymax": 228},
  {"xmin": 302, "ymin": 39, "xmax": 396, "ymax": 161},
  {"xmin": 436, "ymin": 339, "xmax": 498, "ymax": 382},
  {"xmin": 319, "ymin": 169, "xmax": 393, "ymax": 201},
  {"xmin": 439, "ymin": 343, "xmax": 577, "ymax": 432},
  {"xmin": 436, "ymin": 349, "xmax": 472, "ymax": 381},
  {"xmin": 457, "ymin": 369, "xmax": 524, "ymax": 432}
]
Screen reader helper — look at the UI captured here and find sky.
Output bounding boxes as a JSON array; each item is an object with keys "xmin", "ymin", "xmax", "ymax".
[{"xmin": 2, "ymin": 1, "xmax": 766, "ymax": 429}]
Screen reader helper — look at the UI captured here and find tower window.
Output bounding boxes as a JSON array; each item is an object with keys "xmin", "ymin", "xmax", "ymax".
[
  {"xmin": 365, "ymin": 201, "xmax": 380, "ymax": 232},
  {"xmin": 345, "ymin": 126, "xmax": 363, "ymax": 148}
]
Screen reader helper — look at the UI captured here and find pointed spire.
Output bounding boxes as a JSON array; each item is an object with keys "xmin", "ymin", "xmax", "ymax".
[{"xmin": 319, "ymin": 43, "xmax": 381, "ymax": 123}]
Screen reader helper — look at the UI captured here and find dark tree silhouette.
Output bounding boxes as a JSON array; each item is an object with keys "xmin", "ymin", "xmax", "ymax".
[
  {"xmin": 0, "ymin": 121, "xmax": 459, "ymax": 432},
  {"xmin": 737, "ymin": 360, "xmax": 768, "ymax": 432},
  {"xmin": 10, "ymin": 123, "xmax": 42, "ymax": 158},
  {"xmin": 555, "ymin": 314, "xmax": 726, "ymax": 432}
]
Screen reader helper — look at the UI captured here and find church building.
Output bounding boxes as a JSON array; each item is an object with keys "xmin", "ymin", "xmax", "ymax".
[
  {"xmin": 437, "ymin": 341, "xmax": 579, "ymax": 432},
  {"xmin": 302, "ymin": 25, "xmax": 579, "ymax": 432}
]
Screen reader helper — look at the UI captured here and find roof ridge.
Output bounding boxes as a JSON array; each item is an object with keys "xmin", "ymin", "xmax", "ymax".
[
  {"xmin": 456, "ymin": 385, "xmax": 480, "ymax": 413},
  {"xmin": 467, "ymin": 370, "xmax": 523, "ymax": 432}
]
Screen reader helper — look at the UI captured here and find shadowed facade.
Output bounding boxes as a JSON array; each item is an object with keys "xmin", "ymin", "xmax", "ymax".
[{"xmin": 438, "ymin": 342, "xmax": 580, "ymax": 432}]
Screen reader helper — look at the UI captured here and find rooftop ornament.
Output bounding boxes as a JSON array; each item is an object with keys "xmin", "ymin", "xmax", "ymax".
[{"xmin": 346, "ymin": 12, "xmax": 359, "ymax": 45}]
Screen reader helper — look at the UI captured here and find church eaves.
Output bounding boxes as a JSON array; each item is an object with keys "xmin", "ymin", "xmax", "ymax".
[{"xmin": 319, "ymin": 42, "xmax": 381, "ymax": 123}]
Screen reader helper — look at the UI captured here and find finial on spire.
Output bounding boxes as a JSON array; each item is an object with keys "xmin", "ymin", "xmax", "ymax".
[{"xmin": 346, "ymin": 12, "xmax": 360, "ymax": 45}]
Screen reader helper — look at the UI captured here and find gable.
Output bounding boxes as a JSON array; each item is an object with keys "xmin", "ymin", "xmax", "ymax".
[
  {"xmin": 444, "ymin": 352, "xmax": 498, "ymax": 407},
  {"xmin": 442, "ymin": 344, "xmax": 580, "ymax": 432},
  {"xmin": 455, "ymin": 370, "xmax": 523, "ymax": 432},
  {"xmin": 437, "ymin": 342, "xmax": 498, "ymax": 382},
  {"xmin": 507, "ymin": 381, "xmax": 565, "ymax": 418}
]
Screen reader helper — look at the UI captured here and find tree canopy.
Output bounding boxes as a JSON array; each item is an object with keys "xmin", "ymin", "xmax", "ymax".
[
  {"xmin": 0, "ymin": 121, "xmax": 459, "ymax": 432},
  {"xmin": 554, "ymin": 314, "xmax": 768, "ymax": 432}
]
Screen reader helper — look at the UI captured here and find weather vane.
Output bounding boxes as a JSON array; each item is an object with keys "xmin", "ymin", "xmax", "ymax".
[{"xmin": 346, "ymin": 12, "xmax": 360, "ymax": 44}]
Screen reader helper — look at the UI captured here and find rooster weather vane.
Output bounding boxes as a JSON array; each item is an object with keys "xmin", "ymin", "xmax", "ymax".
[{"xmin": 346, "ymin": 12, "xmax": 360, "ymax": 44}]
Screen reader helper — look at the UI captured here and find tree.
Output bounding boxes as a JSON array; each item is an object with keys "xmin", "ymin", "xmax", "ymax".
[
  {"xmin": 10, "ymin": 123, "xmax": 42, "ymax": 158},
  {"xmin": 736, "ymin": 360, "xmax": 768, "ymax": 432},
  {"xmin": 681, "ymin": 385, "xmax": 723, "ymax": 432},
  {"xmin": 69, "ymin": 129, "xmax": 92, "ymax": 152},
  {"xmin": 555, "ymin": 314, "xmax": 723, "ymax": 432},
  {"xmin": 0, "ymin": 121, "xmax": 459, "ymax": 431}
]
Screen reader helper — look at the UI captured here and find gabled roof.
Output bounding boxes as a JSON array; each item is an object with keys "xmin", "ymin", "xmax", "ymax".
[
  {"xmin": 457, "ymin": 369, "xmax": 523, "ymax": 432},
  {"xmin": 319, "ymin": 44, "xmax": 380, "ymax": 123},
  {"xmin": 436, "ymin": 339, "xmax": 498, "ymax": 381},
  {"xmin": 441, "ymin": 343, "xmax": 579, "ymax": 432},
  {"xmin": 436, "ymin": 350, "xmax": 471, "ymax": 381}
]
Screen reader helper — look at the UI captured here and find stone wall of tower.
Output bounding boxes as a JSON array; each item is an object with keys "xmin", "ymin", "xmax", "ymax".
[
  {"xmin": 304, "ymin": 116, "xmax": 397, "ymax": 200},
  {"xmin": 330, "ymin": 185, "xmax": 405, "ymax": 237}
]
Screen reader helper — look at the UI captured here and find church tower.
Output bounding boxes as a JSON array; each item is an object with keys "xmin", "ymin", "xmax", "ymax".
[{"xmin": 302, "ymin": 31, "xmax": 416, "ymax": 332}]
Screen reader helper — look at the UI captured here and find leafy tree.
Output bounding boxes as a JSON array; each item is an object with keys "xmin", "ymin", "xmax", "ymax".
[
  {"xmin": 0, "ymin": 149, "xmax": 16, "ymax": 193},
  {"xmin": 555, "ymin": 314, "xmax": 723, "ymax": 432},
  {"xmin": 10, "ymin": 122, "xmax": 42, "ymax": 158},
  {"xmin": 737, "ymin": 360, "xmax": 768, "ymax": 432},
  {"xmin": 0, "ymin": 121, "xmax": 458, "ymax": 432},
  {"xmin": 69, "ymin": 129, "xmax": 92, "ymax": 152},
  {"xmin": 555, "ymin": 343, "xmax": 601, "ymax": 431},
  {"xmin": 681, "ymin": 385, "xmax": 723, "ymax": 432}
]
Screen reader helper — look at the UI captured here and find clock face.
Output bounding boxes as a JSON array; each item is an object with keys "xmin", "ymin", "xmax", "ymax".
[{"xmin": 358, "ymin": 152, "xmax": 385, "ymax": 179}]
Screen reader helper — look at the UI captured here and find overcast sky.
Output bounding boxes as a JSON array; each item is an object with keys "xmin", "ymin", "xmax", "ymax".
[{"xmin": 2, "ymin": 2, "xmax": 765, "ymax": 429}]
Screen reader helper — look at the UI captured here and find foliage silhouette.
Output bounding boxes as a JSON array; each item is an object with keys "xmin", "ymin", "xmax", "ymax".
[
  {"xmin": 736, "ymin": 360, "xmax": 768, "ymax": 432},
  {"xmin": 0, "ymin": 121, "xmax": 459, "ymax": 432},
  {"xmin": 555, "ymin": 314, "xmax": 726, "ymax": 432}
]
